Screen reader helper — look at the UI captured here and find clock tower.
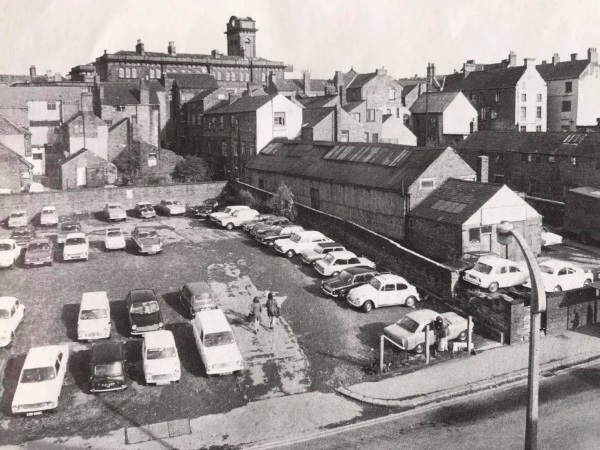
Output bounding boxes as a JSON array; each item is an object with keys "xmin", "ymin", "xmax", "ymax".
[{"xmin": 226, "ymin": 16, "xmax": 257, "ymax": 58}]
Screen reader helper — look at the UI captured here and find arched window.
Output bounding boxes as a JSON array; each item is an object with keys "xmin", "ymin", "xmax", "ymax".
[
  {"xmin": 156, "ymin": 68, "xmax": 161, "ymax": 78},
  {"xmin": 125, "ymin": 68, "xmax": 131, "ymax": 78},
  {"xmin": 132, "ymin": 68, "xmax": 137, "ymax": 78},
  {"xmin": 149, "ymin": 69, "xmax": 155, "ymax": 78},
  {"xmin": 231, "ymin": 72, "xmax": 236, "ymax": 82},
  {"xmin": 225, "ymin": 72, "xmax": 230, "ymax": 81},
  {"xmin": 118, "ymin": 68, "xmax": 124, "ymax": 78},
  {"xmin": 262, "ymin": 72, "xmax": 266, "ymax": 83},
  {"xmin": 216, "ymin": 71, "xmax": 222, "ymax": 81}
]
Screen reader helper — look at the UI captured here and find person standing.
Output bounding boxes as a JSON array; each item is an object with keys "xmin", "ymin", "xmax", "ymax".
[
  {"xmin": 250, "ymin": 296, "xmax": 262, "ymax": 334},
  {"xmin": 436, "ymin": 316, "xmax": 449, "ymax": 352},
  {"xmin": 266, "ymin": 292, "xmax": 278, "ymax": 330}
]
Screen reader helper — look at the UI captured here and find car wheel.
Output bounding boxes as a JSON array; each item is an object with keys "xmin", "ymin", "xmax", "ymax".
[
  {"xmin": 405, "ymin": 296, "xmax": 417, "ymax": 308},
  {"xmin": 286, "ymin": 249, "xmax": 295, "ymax": 258},
  {"xmin": 579, "ymin": 232, "xmax": 592, "ymax": 245},
  {"xmin": 362, "ymin": 301, "xmax": 374, "ymax": 313},
  {"xmin": 584, "ymin": 279, "xmax": 592, "ymax": 287},
  {"xmin": 414, "ymin": 343, "xmax": 425, "ymax": 354},
  {"xmin": 553, "ymin": 285, "xmax": 562, "ymax": 292},
  {"xmin": 226, "ymin": 223, "xmax": 234, "ymax": 230},
  {"xmin": 457, "ymin": 330, "xmax": 467, "ymax": 342},
  {"xmin": 488, "ymin": 282, "xmax": 499, "ymax": 293},
  {"xmin": 339, "ymin": 289, "xmax": 348, "ymax": 299},
  {"xmin": 331, "ymin": 271, "xmax": 340, "ymax": 278}
]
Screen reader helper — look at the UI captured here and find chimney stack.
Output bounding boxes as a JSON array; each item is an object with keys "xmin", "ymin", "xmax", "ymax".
[
  {"xmin": 552, "ymin": 53, "xmax": 560, "ymax": 65},
  {"xmin": 426, "ymin": 63, "xmax": 431, "ymax": 83},
  {"xmin": 335, "ymin": 70, "xmax": 343, "ymax": 91},
  {"xmin": 303, "ymin": 70, "xmax": 311, "ymax": 95},
  {"xmin": 463, "ymin": 61, "xmax": 477, "ymax": 77},
  {"xmin": 524, "ymin": 58, "xmax": 536, "ymax": 68},
  {"xmin": 376, "ymin": 67, "xmax": 387, "ymax": 76},
  {"xmin": 211, "ymin": 49, "xmax": 221, "ymax": 58},
  {"xmin": 168, "ymin": 41, "xmax": 176, "ymax": 56},
  {"xmin": 478, "ymin": 155, "xmax": 489, "ymax": 183},
  {"xmin": 246, "ymin": 82, "xmax": 253, "ymax": 97},
  {"xmin": 139, "ymin": 79, "xmax": 150, "ymax": 105},
  {"xmin": 588, "ymin": 48, "xmax": 598, "ymax": 63},
  {"xmin": 46, "ymin": 69, "xmax": 52, "ymax": 79},
  {"xmin": 542, "ymin": 60, "xmax": 547, "ymax": 65},
  {"xmin": 29, "ymin": 65, "xmax": 36, "ymax": 77},
  {"xmin": 571, "ymin": 53, "xmax": 578, "ymax": 61},
  {"xmin": 508, "ymin": 51, "xmax": 517, "ymax": 67},
  {"xmin": 136, "ymin": 39, "xmax": 145, "ymax": 55},
  {"xmin": 81, "ymin": 92, "xmax": 93, "ymax": 112}
]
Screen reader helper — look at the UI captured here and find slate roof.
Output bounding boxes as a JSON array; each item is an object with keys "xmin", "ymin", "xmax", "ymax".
[
  {"xmin": 302, "ymin": 108, "xmax": 333, "ymax": 128},
  {"xmin": 64, "ymin": 111, "xmax": 106, "ymax": 128},
  {"xmin": 342, "ymin": 101, "xmax": 364, "ymax": 113},
  {"xmin": 458, "ymin": 131, "xmax": 600, "ymax": 158},
  {"xmin": 167, "ymin": 73, "xmax": 218, "ymax": 90},
  {"xmin": 271, "ymin": 78, "xmax": 330, "ymax": 94},
  {"xmin": 409, "ymin": 91, "xmax": 461, "ymax": 114},
  {"xmin": 536, "ymin": 60, "xmax": 590, "ymax": 81},
  {"xmin": 99, "ymin": 81, "xmax": 163, "ymax": 105},
  {"xmin": 347, "ymin": 72, "xmax": 377, "ymax": 89},
  {"xmin": 409, "ymin": 178, "xmax": 504, "ymax": 225},
  {"xmin": 203, "ymin": 95, "xmax": 272, "ymax": 115},
  {"xmin": 0, "ymin": 113, "xmax": 28, "ymax": 135},
  {"xmin": 246, "ymin": 139, "xmax": 449, "ymax": 192},
  {"xmin": 0, "ymin": 141, "xmax": 34, "ymax": 168},
  {"xmin": 442, "ymin": 66, "xmax": 527, "ymax": 91},
  {"xmin": 61, "ymin": 148, "xmax": 110, "ymax": 165},
  {"xmin": 297, "ymin": 95, "xmax": 338, "ymax": 108},
  {"xmin": 0, "ymin": 86, "xmax": 87, "ymax": 108}
]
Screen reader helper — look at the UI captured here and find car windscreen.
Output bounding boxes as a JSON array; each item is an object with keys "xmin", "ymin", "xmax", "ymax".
[
  {"xmin": 42, "ymin": 210, "xmax": 54, "ymax": 214},
  {"xmin": 0, "ymin": 309, "xmax": 9, "ymax": 319},
  {"xmin": 107, "ymin": 230, "xmax": 122, "ymax": 237},
  {"xmin": 146, "ymin": 347, "xmax": 176, "ymax": 359},
  {"xmin": 138, "ymin": 230, "xmax": 157, "ymax": 238},
  {"xmin": 11, "ymin": 212, "xmax": 25, "ymax": 217},
  {"xmin": 94, "ymin": 361, "xmax": 122, "ymax": 377},
  {"xmin": 61, "ymin": 225, "xmax": 79, "ymax": 232},
  {"xmin": 12, "ymin": 230, "xmax": 29, "ymax": 237},
  {"xmin": 0, "ymin": 244, "xmax": 12, "ymax": 251},
  {"xmin": 539, "ymin": 265, "xmax": 554, "ymax": 274},
  {"xmin": 339, "ymin": 270, "xmax": 352, "ymax": 282},
  {"xmin": 80, "ymin": 309, "xmax": 108, "ymax": 320},
  {"xmin": 472, "ymin": 262, "xmax": 493, "ymax": 275},
  {"xmin": 204, "ymin": 331, "xmax": 235, "ymax": 347},
  {"xmin": 193, "ymin": 293, "xmax": 212, "ymax": 304},
  {"xmin": 20, "ymin": 367, "xmax": 56, "ymax": 383},
  {"xmin": 139, "ymin": 205, "xmax": 152, "ymax": 210},
  {"xmin": 108, "ymin": 205, "xmax": 120, "ymax": 209},
  {"xmin": 66, "ymin": 237, "xmax": 86, "ymax": 246},
  {"xmin": 460, "ymin": 253, "xmax": 480, "ymax": 265},
  {"xmin": 28, "ymin": 243, "xmax": 49, "ymax": 251},
  {"xmin": 290, "ymin": 234, "xmax": 302, "ymax": 243},
  {"xmin": 369, "ymin": 278, "xmax": 382, "ymax": 290},
  {"xmin": 130, "ymin": 301, "xmax": 159, "ymax": 314},
  {"xmin": 323, "ymin": 254, "xmax": 335, "ymax": 264},
  {"xmin": 223, "ymin": 208, "xmax": 233, "ymax": 214},
  {"xmin": 398, "ymin": 317, "xmax": 420, "ymax": 333}
]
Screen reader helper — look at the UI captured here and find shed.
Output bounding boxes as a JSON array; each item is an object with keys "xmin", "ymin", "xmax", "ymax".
[{"xmin": 60, "ymin": 148, "xmax": 116, "ymax": 189}]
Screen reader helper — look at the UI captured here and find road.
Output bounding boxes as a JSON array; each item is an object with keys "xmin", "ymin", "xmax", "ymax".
[{"xmin": 282, "ymin": 363, "xmax": 600, "ymax": 450}]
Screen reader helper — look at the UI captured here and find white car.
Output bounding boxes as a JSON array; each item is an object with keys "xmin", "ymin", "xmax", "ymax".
[
  {"xmin": 347, "ymin": 274, "xmax": 420, "ymax": 312},
  {"xmin": 143, "ymin": 330, "xmax": 181, "ymax": 385},
  {"xmin": 541, "ymin": 227, "xmax": 563, "ymax": 247},
  {"xmin": 0, "ymin": 239, "xmax": 20, "ymax": 268},
  {"xmin": 12, "ymin": 344, "xmax": 69, "ymax": 415},
  {"xmin": 8, "ymin": 210, "xmax": 27, "ymax": 228},
  {"xmin": 78, "ymin": 292, "xmax": 111, "ymax": 341},
  {"xmin": 216, "ymin": 209, "xmax": 260, "ymax": 230},
  {"xmin": 63, "ymin": 233, "xmax": 89, "ymax": 262},
  {"xmin": 274, "ymin": 231, "xmax": 333, "ymax": 258},
  {"xmin": 40, "ymin": 206, "xmax": 58, "ymax": 226},
  {"xmin": 210, "ymin": 205, "xmax": 250, "ymax": 224},
  {"xmin": 314, "ymin": 250, "xmax": 376, "ymax": 277},
  {"xmin": 0, "ymin": 296, "xmax": 25, "ymax": 348},
  {"xmin": 463, "ymin": 256, "xmax": 530, "ymax": 292},
  {"xmin": 104, "ymin": 203, "xmax": 127, "ymax": 222},
  {"xmin": 157, "ymin": 200, "xmax": 185, "ymax": 216},
  {"xmin": 105, "ymin": 227, "xmax": 126, "ymax": 250},
  {"xmin": 524, "ymin": 259, "xmax": 593, "ymax": 292}
]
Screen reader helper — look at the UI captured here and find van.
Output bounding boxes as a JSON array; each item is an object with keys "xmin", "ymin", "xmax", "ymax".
[
  {"xmin": 273, "ymin": 230, "xmax": 333, "ymax": 258},
  {"xmin": 179, "ymin": 282, "xmax": 218, "ymax": 318},
  {"xmin": 191, "ymin": 309, "xmax": 244, "ymax": 376},
  {"xmin": 78, "ymin": 291, "xmax": 111, "ymax": 341}
]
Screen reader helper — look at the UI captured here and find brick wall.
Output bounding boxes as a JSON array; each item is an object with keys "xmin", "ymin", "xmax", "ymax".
[
  {"xmin": 407, "ymin": 217, "xmax": 462, "ymax": 261},
  {"xmin": 60, "ymin": 150, "xmax": 112, "ymax": 189},
  {"xmin": 0, "ymin": 153, "xmax": 23, "ymax": 192},
  {"xmin": 108, "ymin": 119, "xmax": 130, "ymax": 162}
]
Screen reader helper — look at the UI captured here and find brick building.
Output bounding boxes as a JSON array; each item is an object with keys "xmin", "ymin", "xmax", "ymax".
[
  {"xmin": 0, "ymin": 142, "xmax": 33, "ymax": 192},
  {"xmin": 184, "ymin": 87, "xmax": 230, "ymax": 158},
  {"xmin": 300, "ymin": 104, "xmax": 364, "ymax": 142},
  {"xmin": 62, "ymin": 93, "xmax": 108, "ymax": 160},
  {"xmin": 59, "ymin": 148, "xmax": 116, "ymax": 189},
  {"xmin": 0, "ymin": 112, "xmax": 31, "ymax": 171},
  {"xmin": 266, "ymin": 71, "xmax": 330, "ymax": 98}
]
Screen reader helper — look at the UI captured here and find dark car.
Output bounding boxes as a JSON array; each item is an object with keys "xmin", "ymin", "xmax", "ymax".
[
  {"xmin": 10, "ymin": 227, "xmax": 36, "ymax": 249},
  {"xmin": 443, "ymin": 251, "xmax": 504, "ymax": 273},
  {"xmin": 89, "ymin": 342, "xmax": 128, "ymax": 393},
  {"xmin": 57, "ymin": 221, "xmax": 82, "ymax": 244},
  {"xmin": 251, "ymin": 217, "xmax": 292, "ymax": 237},
  {"xmin": 24, "ymin": 238, "xmax": 53, "ymax": 267},
  {"xmin": 321, "ymin": 267, "xmax": 382, "ymax": 299},
  {"xmin": 256, "ymin": 225, "xmax": 304, "ymax": 246},
  {"xmin": 179, "ymin": 282, "xmax": 218, "ymax": 318},
  {"xmin": 188, "ymin": 198, "xmax": 220, "ymax": 219},
  {"xmin": 126, "ymin": 289, "xmax": 164, "ymax": 336}
]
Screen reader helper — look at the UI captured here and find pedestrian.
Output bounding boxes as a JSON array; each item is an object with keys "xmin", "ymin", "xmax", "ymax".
[
  {"xmin": 250, "ymin": 296, "xmax": 262, "ymax": 334},
  {"xmin": 266, "ymin": 292, "xmax": 279, "ymax": 330},
  {"xmin": 436, "ymin": 316, "xmax": 449, "ymax": 352}
]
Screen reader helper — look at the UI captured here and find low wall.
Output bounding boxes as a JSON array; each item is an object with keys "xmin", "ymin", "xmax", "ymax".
[
  {"xmin": 0, "ymin": 182, "xmax": 228, "ymax": 219},
  {"xmin": 525, "ymin": 196, "xmax": 564, "ymax": 227}
]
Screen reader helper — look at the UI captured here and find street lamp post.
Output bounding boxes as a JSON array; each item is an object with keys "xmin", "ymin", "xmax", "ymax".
[{"xmin": 496, "ymin": 221, "xmax": 546, "ymax": 450}]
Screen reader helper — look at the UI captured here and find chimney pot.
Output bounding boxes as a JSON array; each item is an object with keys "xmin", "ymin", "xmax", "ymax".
[
  {"xmin": 29, "ymin": 65, "xmax": 36, "ymax": 77},
  {"xmin": 588, "ymin": 48, "xmax": 598, "ymax": 63},
  {"xmin": 508, "ymin": 51, "xmax": 517, "ymax": 67},
  {"xmin": 552, "ymin": 53, "xmax": 560, "ymax": 66},
  {"xmin": 571, "ymin": 53, "xmax": 578, "ymax": 61},
  {"xmin": 524, "ymin": 58, "xmax": 536, "ymax": 68},
  {"xmin": 168, "ymin": 41, "xmax": 176, "ymax": 56},
  {"xmin": 136, "ymin": 39, "xmax": 145, "ymax": 55}
]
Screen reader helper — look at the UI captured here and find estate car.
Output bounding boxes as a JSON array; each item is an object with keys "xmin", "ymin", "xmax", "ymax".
[{"xmin": 179, "ymin": 282, "xmax": 218, "ymax": 318}]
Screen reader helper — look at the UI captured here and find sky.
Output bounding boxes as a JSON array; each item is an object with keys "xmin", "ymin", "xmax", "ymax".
[{"xmin": 1, "ymin": 0, "xmax": 600, "ymax": 80}]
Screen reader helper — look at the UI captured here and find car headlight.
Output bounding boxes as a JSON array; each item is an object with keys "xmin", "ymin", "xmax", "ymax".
[
  {"xmin": 158, "ymin": 322, "xmax": 164, "ymax": 328},
  {"xmin": 174, "ymin": 368, "xmax": 181, "ymax": 376},
  {"xmin": 131, "ymin": 325, "xmax": 137, "ymax": 330}
]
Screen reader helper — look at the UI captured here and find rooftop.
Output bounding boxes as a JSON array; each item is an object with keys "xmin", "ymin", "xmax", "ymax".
[
  {"xmin": 167, "ymin": 73, "xmax": 219, "ymax": 90},
  {"xmin": 537, "ymin": 59, "xmax": 591, "ymax": 81},
  {"xmin": 99, "ymin": 80, "xmax": 163, "ymax": 106},
  {"xmin": 204, "ymin": 94, "xmax": 273, "ymax": 115},
  {"xmin": 409, "ymin": 91, "xmax": 462, "ymax": 114}
]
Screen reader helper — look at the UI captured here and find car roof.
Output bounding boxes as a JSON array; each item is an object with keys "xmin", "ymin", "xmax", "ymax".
[
  {"xmin": 28, "ymin": 238, "xmax": 51, "ymax": 245},
  {"xmin": 81, "ymin": 291, "xmax": 109, "ymax": 309},
  {"xmin": 129, "ymin": 289, "xmax": 158, "ymax": 302},
  {"xmin": 0, "ymin": 238, "xmax": 16, "ymax": 245},
  {"xmin": 317, "ymin": 242, "xmax": 343, "ymax": 249},
  {"xmin": 477, "ymin": 256, "xmax": 515, "ymax": 265},
  {"xmin": 184, "ymin": 281, "xmax": 212, "ymax": 294},
  {"xmin": 106, "ymin": 227, "xmax": 122, "ymax": 233},
  {"xmin": 91, "ymin": 342, "xmax": 124, "ymax": 363},
  {"xmin": 539, "ymin": 259, "xmax": 574, "ymax": 269},
  {"xmin": 344, "ymin": 266, "xmax": 376, "ymax": 275},
  {"xmin": 0, "ymin": 296, "xmax": 17, "ymax": 309},
  {"xmin": 193, "ymin": 309, "xmax": 232, "ymax": 334},
  {"xmin": 65, "ymin": 232, "xmax": 86, "ymax": 240},
  {"xmin": 374, "ymin": 273, "xmax": 408, "ymax": 283},
  {"xmin": 23, "ymin": 345, "xmax": 67, "ymax": 369},
  {"xmin": 328, "ymin": 250, "xmax": 357, "ymax": 259},
  {"xmin": 11, "ymin": 209, "xmax": 26, "ymax": 214},
  {"xmin": 406, "ymin": 309, "xmax": 440, "ymax": 324},
  {"xmin": 42, "ymin": 206, "xmax": 56, "ymax": 210},
  {"xmin": 143, "ymin": 330, "xmax": 175, "ymax": 348},
  {"xmin": 294, "ymin": 230, "xmax": 325, "ymax": 238}
]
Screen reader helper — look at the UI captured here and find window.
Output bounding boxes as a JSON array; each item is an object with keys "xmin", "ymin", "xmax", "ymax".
[
  {"xmin": 548, "ymin": 156, "xmax": 555, "ymax": 164},
  {"xmin": 520, "ymin": 126, "xmax": 527, "ymax": 132},
  {"xmin": 114, "ymin": 105, "xmax": 125, "ymax": 112},
  {"xmin": 469, "ymin": 228, "xmax": 481, "ymax": 243},
  {"xmin": 274, "ymin": 112, "xmax": 286, "ymax": 127},
  {"xmin": 396, "ymin": 108, "xmax": 401, "ymax": 118},
  {"xmin": 149, "ymin": 69, "xmax": 155, "ymax": 78},
  {"xmin": 388, "ymin": 89, "xmax": 396, "ymax": 100},
  {"xmin": 372, "ymin": 133, "xmax": 379, "ymax": 143},
  {"xmin": 225, "ymin": 72, "xmax": 230, "ymax": 81},
  {"xmin": 219, "ymin": 116, "xmax": 224, "ymax": 130},
  {"xmin": 536, "ymin": 125, "xmax": 542, "ymax": 132},
  {"xmin": 521, "ymin": 93, "xmax": 527, "ymax": 102},
  {"xmin": 352, "ymin": 112, "xmax": 360, "ymax": 123},
  {"xmin": 478, "ymin": 92, "xmax": 484, "ymax": 102},
  {"xmin": 420, "ymin": 178, "xmax": 435, "ymax": 190},
  {"xmin": 480, "ymin": 108, "xmax": 487, "ymax": 120},
  {"xmin": 364, "ymin": 132, "xmax": 369, "ymax": 142},
  {"xmin": 32, "ymin": 153, "xmax": 43, "ymax": 160},
  {"xmin": 537, "ymin": 93, "xmax": 542, "ymax": 102},
  {"xmin": 536, "ymin": 106, "xmax": 542, "ymax": 119},
  {"xmin": 340, "ymin": 130, "xmax": 349, "ymax": 142},
  {"xmin": 520, "ymin": 107, "xmax": 527, "ymax": 120},
  {"xmin": 565, "ymin": 81, "xmax": 573, "ymax": 93},
  {"xmin": 46, "ymin": 101, "xmax": 57, "ymax": 110},
  {"xmin": 104, "ymin": 119, "xmax": 113, "ymax": 127},
  {"xmin": 490, "ymin": 110, "xmax": 497, "ymax": 119},
  {"xmin": 367, "ymin": 109, "xmax": 376, "ymax": 122},
  {"xmin": 231, "ymin": 72, "xmax": 236, "ymax": 82},
  {"xmin": 562, "ymin": 101, "xmax": 572, "ymax": 112},
  {"xmin": 221, "ymin": 141, "xmax": 228, "ymax": 156},
  {"xmin": 132, "ymin": 68, "xmax": 137, "ymax": 78},
  {"xmin": 529, "ymin": 180, "xmax": 540, "ymax": 195},
  {"xmin": 495, "ymin": 92, "xmax": 500, "ymax": 102},
  {"xmin": 386, "ymin": 108, "xmax": 392, "ymax": 115},
  {"xmin": 571, "ymin": 156, "xmax": 578, "ymax": 166},
  {"xmin": 262, "ymin": 73, "xmax": 267, "ymax": 84},
  {"xmin": 156, "ymin": 68, "xmax": 161, "ymax": 78},
  {"xmin": 147, "ymin": 153, "xmax": 157, "ymax": 167},
  {"xmin": 493, "ymin": 174, "xmax": 505, "ymax": 183},
  {"xmin": 125, "ymin": 68, "xmax": 131, "ymax": 78},
  {"xmin": 216, "ymin": 71, "xmax": 222, "ymax": 81},
  {"xmin": 118, "ymin": 68, "xmax": 124, "ymax": 78}
]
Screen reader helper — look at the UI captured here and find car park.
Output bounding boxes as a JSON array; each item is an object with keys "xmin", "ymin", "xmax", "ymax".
[
  {"xmin": 301, "ymin": 242, "xmax": 346, "ymax": 265},
  {"xmin": 8, "ymin": 210, "xmax": 28, "ymax": 228},
  {"xmin": 209, "ymin": 205, "xmax": 250, "ymax": 224},
  {"xmin": 313, "ymin": 250, "xmax": 376, "ymax": 277},
  {"xmin": 215, "ymin": 208, "xmax": 260, "ymax": 230},
  {"xmin": 250, "ymin": 217, "xmax": 291, "ymax": 237},
  {"xmin": 191, "ymin": 309, "xmax": 244, "ymax": 376},
  {"xmin": 131, "ymin": 226, "xmax": 163, "ymax": 255},
  {"xmin": 524, "ymin": 259, "xmax": 593, "ymax": 292},
  {"xmin": 541, "ymin": 227, "xmax": 563, "ymax": 247},
  {"xmin": 24, "ymin": 238, "xmax": 53, "ymax": 267},
  {"xmin": 321, "ymin": 267, "xmax": 380, "ymax": 299},
  {"xmin": 10, "ymin": 227, "xmax": 36, "ymax": 249},
  {"xmin": 463, "ymin": 256, "xmax": 530, "ymax": 292},
  {"xmin": 134, "ymin": 202, "xmax": 156, "ymax": 219},
  {"xmin": 126, "ymin": 289, "xmax": 164, "ymax": 336},
  {"xmin": 11, "ymin": 344, "xmax": 69, "ymax": 415},
  {"xmin": 57, "ymin": 221, "xmax": 82, "ymax": 244},
  {"xmin": 179, "ymin": 282, "xmax": 218, "ymax": 318},
  {"xmin": 77, "ymin": 291, "xmax": 111, "ymax": 341},
  {"xmin": 383, "ymin": 309, "xmax": 468, "ymax": 354},
  {"xmin": 256, "ymin": 224, "xmax": 304, "ymax": 246},
  {"xmin": 346, "ymin": 273, "xmax": 420, "ymax": 312},
  {"xmin": 142, "ymin": 330, "xmax": 181, "ymax": 385},
  {"xmin": 273, "ymin": 230, "xmax": 333, "ymax": 258},
  {"xmin": 89, "ymin": 342, "xmax": 128, "ymax": 393},
  {"xmin": 443, "ymin": 251, "xmax": 504, "ymax": 273},
  {"xmin": 103, "ymin": 203, "xmax": 127, "ymax": 222},
  {"xmin": 0, "ymin": 296, "xmax": 25, "ymax": 348},
  {"xmin": 0, "ymin": 239, "xmax": 20, "ymax": 268},
  {"xmin": 188, "ymin": 198, "xmax": 220, "ymax": 218},
  {"xmin": 105, "ymin": 227, "xmax": 126, "ymax": 250},
  {"xmin": 62, "ymin": 233, "xmax": 89, "ymax": 262},
  {"xmin": 39, "ymin": 206, "xmax": 58, "ymax": 226},
  {"xmin": 242, "ymin": 214, "xmax": 276, "ymax": 232},
  {"xmin": 157, "ymin": 199, "xmax": 186, "ymax": 216}
]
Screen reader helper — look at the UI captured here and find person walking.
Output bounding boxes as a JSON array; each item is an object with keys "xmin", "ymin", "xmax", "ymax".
[
  {"xmin": 266, "ymin": 292, "xmax": 279, "ymax": 330},
  {"xmin": 250, "ymin": 296, "xmax": 262, "ymax": 334}
]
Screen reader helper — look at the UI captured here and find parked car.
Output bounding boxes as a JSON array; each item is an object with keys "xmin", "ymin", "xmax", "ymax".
[
  {"xmin": 188, "ymin": 198, "xmax": 220, "ymax": 218},
  {"xmin": 541, "ymin": 227, "xmax": 563, "ymax": 247},
  {"xmin": 24, "ymin": 238, "xmax": 53, "ymax": 267},
  {"xmin": 251, "ymin": 217, "xmax": 291, "ymax": 237},
  {"xmin": 463, "ymin": 256, "xmax": 530, "ymax": 292},
  {"xmin": 443, "ymin": 251, "xmax": 504, "ymax": 273},
  {"xmin": 301, "ymin": 242, "xmax": 347, "ymax": 265},
  {"xmin": 78, "ymin": 291, "xmax": 111, "ymax": 341},
  {"xmin": 256, "ymin": 225, "xmax": 304, "ymax": 246},
  {"xmin": 62, "ymin": 233, "xmax": 89, "ymax": 262},
  {"xmin": 321, "ymin": 267, "xmax": 381, "ymax": 299},
  {"xmin": 89, "ymin": 342, "xmax": 128, "ymax": 393},
  {"xmin": 383, "ymin": 309, "xmax": 468, "ymax": 354},
  {"xmin": 126, "ymin": 289, "xmax": 164, "ymax": 336},
  {"xmin": 0, "ymin": 296, "xmax": 25, "ymax": 348},
  {"xmin": 134, "ymin": 202, "xmax": 156, "ymax": 219},
  {"xmin": 179, "ymin": 282, "xmax": 218, "ymax": 318},
  {"xmin": 105, "ymin": 227, "xmax": 126, "ymax": 251},
  {"xmin": 215, "ymin": 208, "xmax": 260, "ymax": 230},
  {"xmin": 57, "ymin": 221, "xmax": 82, "ymax": 244},
  {"xmin": 347, "ymin": 273, "xmax": 420, "ymax": 312},
  {"xmin": 12, "ymin": 344, "xmax": 69, "ymax": 415},
  {"xmin": 7, "ymin": 210, "xmax": 27, "ymax": 228},
  {"xmin": 131, "ymin": 226, "xmax": 163, "ymax": 255},
  {"xmin": 103, "ymin": 203, "xmax": 127, "ymax": 222},
  {"xmin": 10, "ymin": 227, "xmax": 36, "ymax": 249},
  {"xmin": 143, "ymin": 330, "xmax": 181, "ymax": 385},
  {"xmin": 274, "ymin": 230, "xmax": 333, "ymax": 258},
  {"xmin": 314, "ymin": 250, "xmax": 376, "ymax": 277},
  {"xmin": 242, "ymin": 214, "xmax": 276, "ymax": 232},
  {"xmin": 157, "ymin": 200, "xmax": 185, "ymax": 216},
  {"xmin": 0, "ymin": 239, "xmax": 20, "ymax": 268},
  {"xmin": 39, "ymin": 206, "xmax": 58, "ymax": 226},
  {"xmin": 524, "ymin": 259, "xmax": 593, "ymax": 292},
  {"xmin": 209, "ymin": 205, "xmax": 250, "ymax": 224},
  {"xmin": 191, "ymin": 309, "xmax": 244, "ymax": 376}
]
